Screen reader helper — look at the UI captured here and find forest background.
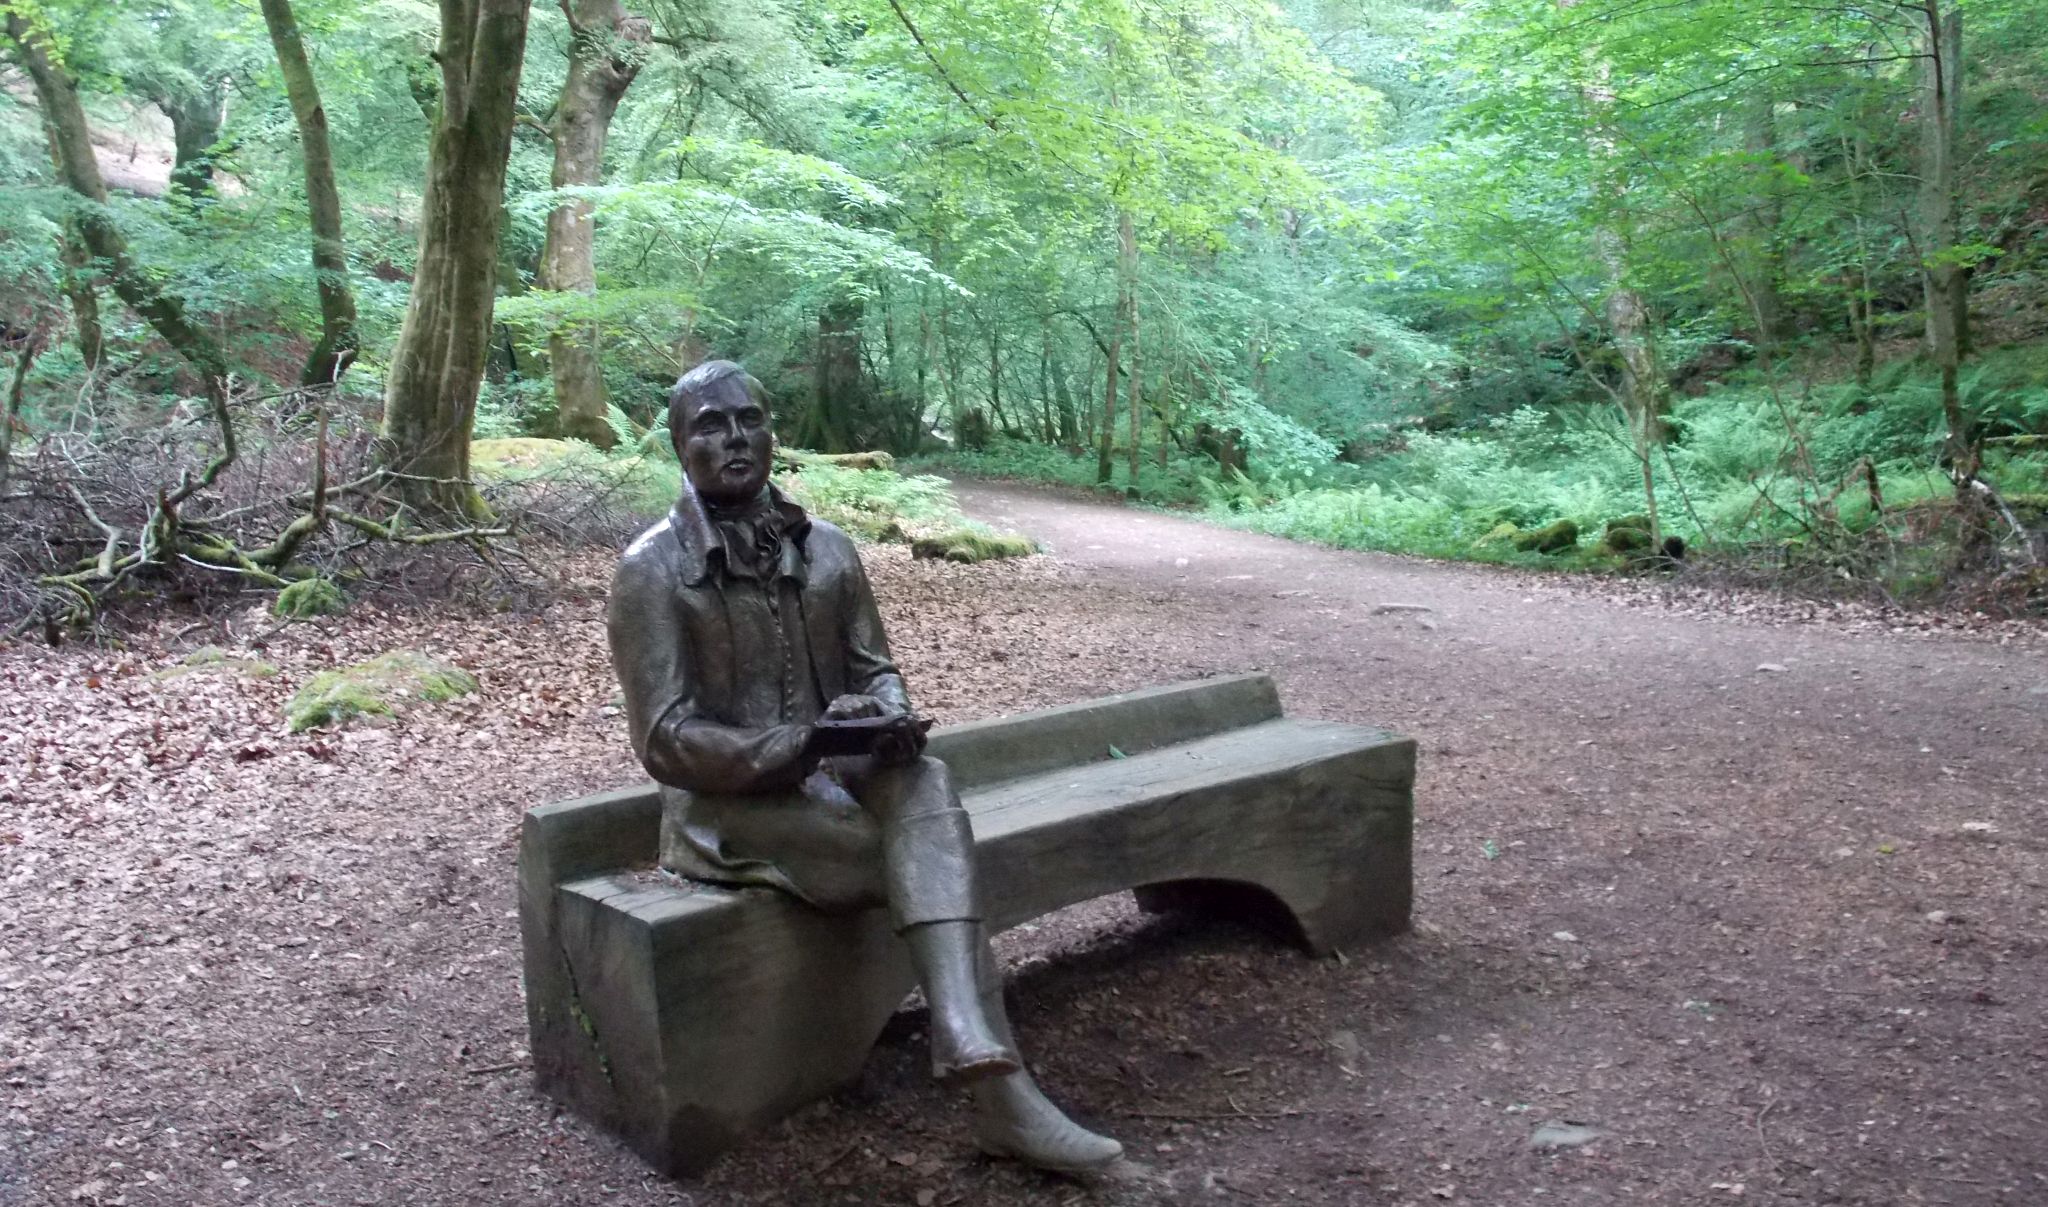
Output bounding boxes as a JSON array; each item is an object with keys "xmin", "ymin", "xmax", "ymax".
[{"xmin": 2, "ymin": 0, "xmax": 2046, "ymax": 627}]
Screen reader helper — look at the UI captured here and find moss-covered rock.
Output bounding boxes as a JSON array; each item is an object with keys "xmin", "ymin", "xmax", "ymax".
[
  {"xmin": 909, "ymin": 528, "xmax": 1037, "ymax": 564},
  {"xmin": 1600, "ymin": 524, "xmax": 1652, "ymax": 553},
  {"xmin": 1605, "ymin": 514, "xmax": 1651, "ymax": 535},
  {"xmin": 1473, "ymin": 521, "xmax": 1521, "ymax": 549},
  {"xmin": 275, "ymin": 577, "xmax": 347, "ymax": 619},
  {"xmin": 776, "ymin": 448, "xmax": 897, "ymax": 473},
  {"xmin": 150, "ymin": 645, "xmax": 281, "ymax": 682},
  {"xmin": 1511, "ymin": 519, "xmax": 1579, "ymax": 554},
  {"xmin": 285, "ymin": 650, "xmax": 479, "ymax": 733}
]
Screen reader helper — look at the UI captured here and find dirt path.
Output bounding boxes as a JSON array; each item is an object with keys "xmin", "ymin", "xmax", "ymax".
[
  {"xmin": 945, "ymin": 480, "xmax": 2048, "ymax": 1205},
  {"xmin": 5, "ymin": 482, "xmax": 2045, "ymax": 1207}
]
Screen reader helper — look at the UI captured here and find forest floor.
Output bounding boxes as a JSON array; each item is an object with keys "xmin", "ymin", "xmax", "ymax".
[{"xmin": 4, "ymin": 479, "xmax": 2046, "ymax": 1207}]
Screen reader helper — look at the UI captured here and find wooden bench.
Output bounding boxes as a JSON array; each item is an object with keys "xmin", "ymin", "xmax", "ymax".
[{"xmin": 519, "ymin": 673, "xmax": 1415, "ymax": 1175}]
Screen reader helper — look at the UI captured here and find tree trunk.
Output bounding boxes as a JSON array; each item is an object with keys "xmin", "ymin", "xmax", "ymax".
[
  {"xmin": 163, "ymin": 88, "xmax": 225, "ymax": 205},
  {"xmin": 41, "ymin": 122, "xmax": 102, "ymax": 368},
  {"xmin": 986, "ymin": 322, "xmax": 1002, "ymax": 430},
  {"xmin": 802, "ymin": 298, "xmax": 861, "ymax": 452},
  {"xmin": 1036, "ymin": 326, "xmax": 1054, "ymax": 441},
  {"xmin": 1050, "ymin": 348, "xmax": 1077, "ymax": 444},
  {"xmin": 1743, "ymin": 95, "xmax": 1786, "ymax": 348},
  {"xmin": 1917, "ymin": 1, "xmax": 1977, "ymax": 493},
  {"xmin": 1596, "ymin": 226, "xmax": 1667, "ymax": 550},
  {"xmin": 378, "ymin": 0, "xmax": 535, "ymax": 516},
  {"xmin": 1121, "ymin": 208, "xmax": 1141, "ymax": 484},
  {"xmin": 8, "ymin": 14, "xmax": 229, "ymax": 391},
  {"xmin": 535, "ymin": 0, "xmax": 648, "ymax": 448},
  {"xmin": 259, "ymin": 0, "xmax": 361, "ymax": 387},
  {"xmin": 1097, "ymin": 304, "xmax": 1119, "ymax": 486}
]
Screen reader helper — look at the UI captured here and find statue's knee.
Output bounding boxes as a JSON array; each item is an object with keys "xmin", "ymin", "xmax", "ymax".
[
  {"xmin": 867, "ymin": 755, "xmax": 958, "ymax": 821},
  {"xmin": 908, "ymin": 754, "xmax": 953, "ymax": 792}
]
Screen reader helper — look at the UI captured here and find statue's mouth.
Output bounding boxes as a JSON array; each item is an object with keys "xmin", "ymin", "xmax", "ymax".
[{"xmin": 722, "ymin": 457, "xmax": 754, "ymax": 474}]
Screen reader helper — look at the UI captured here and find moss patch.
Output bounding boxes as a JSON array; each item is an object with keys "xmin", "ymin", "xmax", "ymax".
[
  {"xmin": 1511, "ymin": 519, "xmax": 1580, "ymax": 554},
  {"xmin": 909, "ymin": 528, "xmax": 1038, "ymax": 563},
  {"xmin": 1472, "ymin": 521, "xmax": 1521, "ymax": 550},
  {"xmin": 285, "ymin": 650, "xmax": 479, "ymax": 733},
  {"xmin": 1600, "ymin": 524, "xmax": 1652, "ymax": 553},
  {"xmin": 275, "ymin": 577, "xmax": 347, "ymax": 619},
  {"xmin": 150, "ymin": 646, "xmax": 281, "ymax": 682}
]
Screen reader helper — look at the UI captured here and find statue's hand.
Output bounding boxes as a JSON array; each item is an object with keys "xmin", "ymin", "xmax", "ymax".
[
  {"xmin": 823, "ymin": 693, "xmax": 891, "ymax": 721},
  {"xmin": 871, "ymin": 713, "xmax": 930, "ymax": 767}
]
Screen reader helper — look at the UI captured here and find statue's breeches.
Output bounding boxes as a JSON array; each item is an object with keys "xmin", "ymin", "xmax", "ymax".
[{"xmin": 658, "ymin": 754, "xmax": 981, "ymax": 928}]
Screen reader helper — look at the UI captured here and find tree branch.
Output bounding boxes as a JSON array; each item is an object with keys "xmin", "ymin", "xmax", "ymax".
[{"xmin": 884, "ymin": 0, "xmax": 1000, "ymax": 132}]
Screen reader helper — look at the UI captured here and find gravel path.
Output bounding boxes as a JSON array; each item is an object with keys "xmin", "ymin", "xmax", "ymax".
[{"xmin": 5, "ymin": 481, "xmax": 2044, "ymax": 1207}]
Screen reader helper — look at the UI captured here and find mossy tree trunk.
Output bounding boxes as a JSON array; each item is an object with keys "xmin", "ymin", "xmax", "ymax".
[
  {"xmin": 40, "ymin": 123, "xmax": 103, "ymax": 369},
  {"xmin": 535, "ymin": 0, "xmax": 649, "ymax": 449},
  {"xmin": 800, "ymin": 298, "xmax": 862, "ymax": 452},
  {"xmin": 259, "ymin": 0, "xmax": 360, "ymax": 387},
  {"xmin": 1916, "ymin": 0, "xmax": 1979, "ymax": 499},
  {"xmin": 378, "ymin": 0, "xmax": 534, "ymax": 517},
  {"xmin": 161, "ymin": 86, "xmax": 226, "ymax": 206},
  {"xmin": 8, "ymin": 13, "xmax": 229, "ymax": 395}
]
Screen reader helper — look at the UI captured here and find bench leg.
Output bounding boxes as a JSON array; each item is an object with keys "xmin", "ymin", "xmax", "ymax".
[
  {"xmin": 552, "ymin": 883, "xmax": 918, "ymax": 1175},
  {"xmin": 1126, "ymin": 759, "xmax": 1414, "ymax": 958}
]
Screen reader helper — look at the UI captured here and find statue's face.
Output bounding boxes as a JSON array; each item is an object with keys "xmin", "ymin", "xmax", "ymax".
[{"xmin": 675, "ymin": 378, "xmax": 772, "ymax": 506}]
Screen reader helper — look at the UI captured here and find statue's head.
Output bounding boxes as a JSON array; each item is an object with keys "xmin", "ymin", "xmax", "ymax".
[{"xmin": 668, "ymin": 360, "xmax": 773, "ymax": 507}]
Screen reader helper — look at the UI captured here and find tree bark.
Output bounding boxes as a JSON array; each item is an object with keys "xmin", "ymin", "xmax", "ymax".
[
  {"xmin": 1097, "ymin": 289, "xmax": 1120, "ymax": 486},
  {"xmin": 41, "ymin": 121, "xmax": 102, "ymax": 368},
  {"xmin": 1121, "ymin": 208, "xmax": 1141, "ymax": 484},
  {"xmin": 377, "ymin": 0, "xmax": 535, "ymax": 516},
  {"xmin": 163, "ymin": 87, "xmax": 225, "ymax": 205},
  {"xmin": 535, "ymin": 0, "xmax": 648, "ymax": 448},
  {"xmin": 8, "ymin": 13, "xmax": 229, "ymax": 391},
  {"xmin": 1917, "ymin": 0, "xmax": 1977, "ymax": 492},
  {"xmin": 1050, "ymin": 347, "xmax": 1077, "ymax": 444},
  {"xmin": 801, "ymin": 298, "xmax": 861, "ymax": 452},
  {"xmin": 1743, "ymin": 95, "xmax": 1786, "ymax": 347},
  {"xmin": 259, "ymin": 0, "xmax": 360, "ymax": 387}
]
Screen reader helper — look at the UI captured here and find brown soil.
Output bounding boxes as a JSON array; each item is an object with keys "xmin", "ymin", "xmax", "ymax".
[{"xmin": 5, "ymin": 480, "xmax": 2046, "ymax": 1206}]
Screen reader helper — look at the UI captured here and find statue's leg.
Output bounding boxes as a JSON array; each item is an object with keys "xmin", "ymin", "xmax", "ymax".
[
  {"xmin": 849, "ymin": 755, "xmax": 1020, "ymax": 1085},
  {"xmin": 968, "ymin": 943, "xmax": 1125, "ymax": 1172}
]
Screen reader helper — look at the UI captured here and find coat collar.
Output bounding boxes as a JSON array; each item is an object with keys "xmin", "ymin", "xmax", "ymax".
[{"xmin": 669, "ymin": 480, "xmax": 812, "ymax": 586}]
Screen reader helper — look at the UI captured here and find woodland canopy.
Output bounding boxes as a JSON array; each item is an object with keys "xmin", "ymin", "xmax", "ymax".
[{"xmin": 2, "ymin": 0, "xmax": 2045, "ymax": 624}]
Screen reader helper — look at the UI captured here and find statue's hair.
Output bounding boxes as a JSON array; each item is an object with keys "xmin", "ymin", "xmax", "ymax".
[{"xmin": 667, "ymin": 360, "xmax": 767, "ymax": 439}]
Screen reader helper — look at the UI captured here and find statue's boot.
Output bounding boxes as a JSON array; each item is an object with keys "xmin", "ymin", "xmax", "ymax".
[
  {"xmin": 968, "ymin": 950, "xmax": 1123, "ymax": 1173},
  {"xmin": 882, "ymin": 772, "xmax": 1020, "ymax": 1086},
  {"xmin": 903, "ymin": 920, "xmax": 1020, "ymax": 1085}
]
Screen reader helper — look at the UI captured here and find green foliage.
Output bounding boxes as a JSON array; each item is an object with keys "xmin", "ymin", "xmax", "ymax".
[
  {"xmin": 777, "ymin": 461, "xmax": 959, "ymax": 540},
  {"xmin": 5, "ymin": 0, "xmax": 2046, "ymax": 610}
]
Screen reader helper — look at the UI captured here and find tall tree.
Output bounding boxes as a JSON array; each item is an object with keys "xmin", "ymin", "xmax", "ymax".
[
  {"xmin": 535, "ymin": 0, "xmax": 649, "ymax": 448},
  {"xmin": 258, "ymin": 0, "xmax": 360, "ymax": 386},
  {"xmin": 5, "ymin": 9, "xmax": 231, "ymax": 396},
  {"xmin": 377, "ymin": 0, "xmax": 536, "ymax": 515},
  {"xmin": 1915, "ymin": 0, "xmax": 1978, "ymax": 496}
]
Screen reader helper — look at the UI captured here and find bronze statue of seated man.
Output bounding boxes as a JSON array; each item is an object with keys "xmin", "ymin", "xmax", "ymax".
[{"xmin": 605, "ymin": 360, "xmax": 1122, "ymax": 1173}]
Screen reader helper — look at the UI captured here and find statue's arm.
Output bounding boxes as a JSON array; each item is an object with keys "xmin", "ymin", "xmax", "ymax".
[
  {"xmin": 607, "ymin": 554, "xmax": 813, "ymax": 794},
  {"xmin": 840, "ymin": 546, "xmax": 911, "ymax": 714}
]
